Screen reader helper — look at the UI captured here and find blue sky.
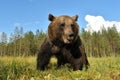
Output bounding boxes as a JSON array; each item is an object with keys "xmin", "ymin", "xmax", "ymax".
[{"xmin": 0, "ymin": 0, "xmax": 120, "ymax": 36}]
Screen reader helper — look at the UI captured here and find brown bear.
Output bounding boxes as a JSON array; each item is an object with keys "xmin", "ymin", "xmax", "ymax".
[{"xmin": 37, "ymin": 14, "xmax": 89, "ymax": 71}]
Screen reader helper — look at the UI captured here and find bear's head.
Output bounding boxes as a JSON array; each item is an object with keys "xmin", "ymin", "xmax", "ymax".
[{"xmin": 48, "ymin": 14, "xmax": 79, "ymax": 45}]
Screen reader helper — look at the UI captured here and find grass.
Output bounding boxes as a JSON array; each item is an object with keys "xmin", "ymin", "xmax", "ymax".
[{"xmin": 0, "ymin": 56, "xmax": 120, "ymax": 80}]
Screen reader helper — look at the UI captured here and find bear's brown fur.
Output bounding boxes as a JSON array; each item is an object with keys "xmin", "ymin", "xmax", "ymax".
[{"xmin": 37, "ymin": 14, "xmax": 89, "ymax": 71}]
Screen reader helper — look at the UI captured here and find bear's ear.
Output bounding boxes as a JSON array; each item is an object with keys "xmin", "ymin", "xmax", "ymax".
[
  {"xmin": 48, "ymin": 14, "xmax": 55, "ymax": 21},
  {"xmin": 72, "ymin": 15, "xmax": 78, "ymax": 21}
]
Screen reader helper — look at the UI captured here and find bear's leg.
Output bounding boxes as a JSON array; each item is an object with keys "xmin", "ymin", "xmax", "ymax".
[
  {"xmin": 79, "ymin": 44, "xmax": 90, "ymax": 70},
  {"xmin": 56, "ymin": 55, "xmax": 63, "ymax": 67},
  {"xmin": 79, "ymin": 64, "xmax": 83, "ymax": 70},
  {"xmin": 84, "ymin": 56, "xmax": 90, "ymax": 70},
  {"xmin": 65, "ymin": 51, "xmax": 84, "ymax": 71},
  {"xmin": 73, "ymin": 59, "xmax": 83, "ymax": 71},
  {"xmin": 73, "ymin": 64, "xmax": 79, "ymax": 71},
  {"xmin": 37, "ymin": 39, "xmax": 52, "ymax": 70},
  {"xmin": 55, "ymin": 54, "xmax": 67, "ymax": 67},
  {"xmin": 73, "ymin": 56, "xmax": 89, "ymax": 71},
  {"xmin": 37, "ymin": 51, "xmax": 52, "ymax": 70}
]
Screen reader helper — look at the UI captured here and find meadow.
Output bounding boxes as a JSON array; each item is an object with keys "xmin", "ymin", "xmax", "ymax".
[{"xmin": 0, "ymin": 56, "xmax": 120, "ymax": 80}]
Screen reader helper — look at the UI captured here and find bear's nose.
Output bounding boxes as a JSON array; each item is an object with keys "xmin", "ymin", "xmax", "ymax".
[{"xmin": 69, "ymin": 32, "xmax": 74, "ymax": 38}]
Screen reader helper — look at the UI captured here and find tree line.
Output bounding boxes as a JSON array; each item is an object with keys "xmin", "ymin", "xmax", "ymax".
[
  {"xmin": 0, "ymin": 27, "xmax": 46, "ymax": 56},
  {"xmin": 81, "ymin": 25, "xmax": 120, "ymax": 57},
  {"xmin": 0, "ymin": 25, "xmax": 120, "ymax": 57}
]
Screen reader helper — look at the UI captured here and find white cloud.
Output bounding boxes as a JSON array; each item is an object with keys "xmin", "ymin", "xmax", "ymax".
[
  {"xmin": 13, "ymin": 21, "xmax": 40, "ymax": 27},
  {"xmin": 14, "ymin": 23, "xmax": 21, "ymax": 27},
  {"xmin": 85, "ymin": 15, "xmax": 120, "ymax": 32}
]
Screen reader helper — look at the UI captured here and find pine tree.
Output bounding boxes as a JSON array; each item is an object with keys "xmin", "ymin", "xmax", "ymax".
[{"xmin": 0, "ymin": 32, "xmax": 7, "ymax": 56}]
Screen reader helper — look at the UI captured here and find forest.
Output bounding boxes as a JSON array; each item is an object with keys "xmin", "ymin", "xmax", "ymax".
[{"xmin": 0, "ymin": 25, "xmax": 120, "ymax": 57}]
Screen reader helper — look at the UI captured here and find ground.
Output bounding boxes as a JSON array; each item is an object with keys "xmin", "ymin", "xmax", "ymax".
[{"xmin": 0, "ymin": 56, "xmax": 120, "ymax": 80}]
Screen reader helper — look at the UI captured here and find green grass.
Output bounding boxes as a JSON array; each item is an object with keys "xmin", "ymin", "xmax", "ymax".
[{"xmin": 0, "ymin": 56, "xmax": 120, "ymax": 80}]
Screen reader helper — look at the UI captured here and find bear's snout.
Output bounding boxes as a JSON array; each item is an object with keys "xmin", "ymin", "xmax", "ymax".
[{"xmin": 68, "ymin": 32, "xmax": 74, "ymax": 39}]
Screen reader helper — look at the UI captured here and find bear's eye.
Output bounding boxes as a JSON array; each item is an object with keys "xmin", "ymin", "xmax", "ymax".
[{"xmin": 60, "ymin": 23, "xmax": 65, "ymax": 27}]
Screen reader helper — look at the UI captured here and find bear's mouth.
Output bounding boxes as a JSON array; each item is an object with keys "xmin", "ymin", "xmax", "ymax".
[
  {"xmin": 62, "ymin": 35, "xmax": 74, "ymax": 44},
  {"xmin": 64, "ymin": 37, "xmax": 74, "ymax": 44},
  {"xmin": 67, "ymin": 39, "xmax": 73, "ymax": 43}
]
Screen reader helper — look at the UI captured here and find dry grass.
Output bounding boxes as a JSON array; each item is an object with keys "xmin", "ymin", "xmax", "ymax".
[{"xmin": 0, "ymin": 56, "xmax": 120, "ymax": 80}]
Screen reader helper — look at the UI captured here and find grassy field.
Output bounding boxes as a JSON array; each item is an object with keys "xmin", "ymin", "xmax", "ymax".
[{"xmin": 0, "ymin": 56, "xmax": 120, "ymax": 80}]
